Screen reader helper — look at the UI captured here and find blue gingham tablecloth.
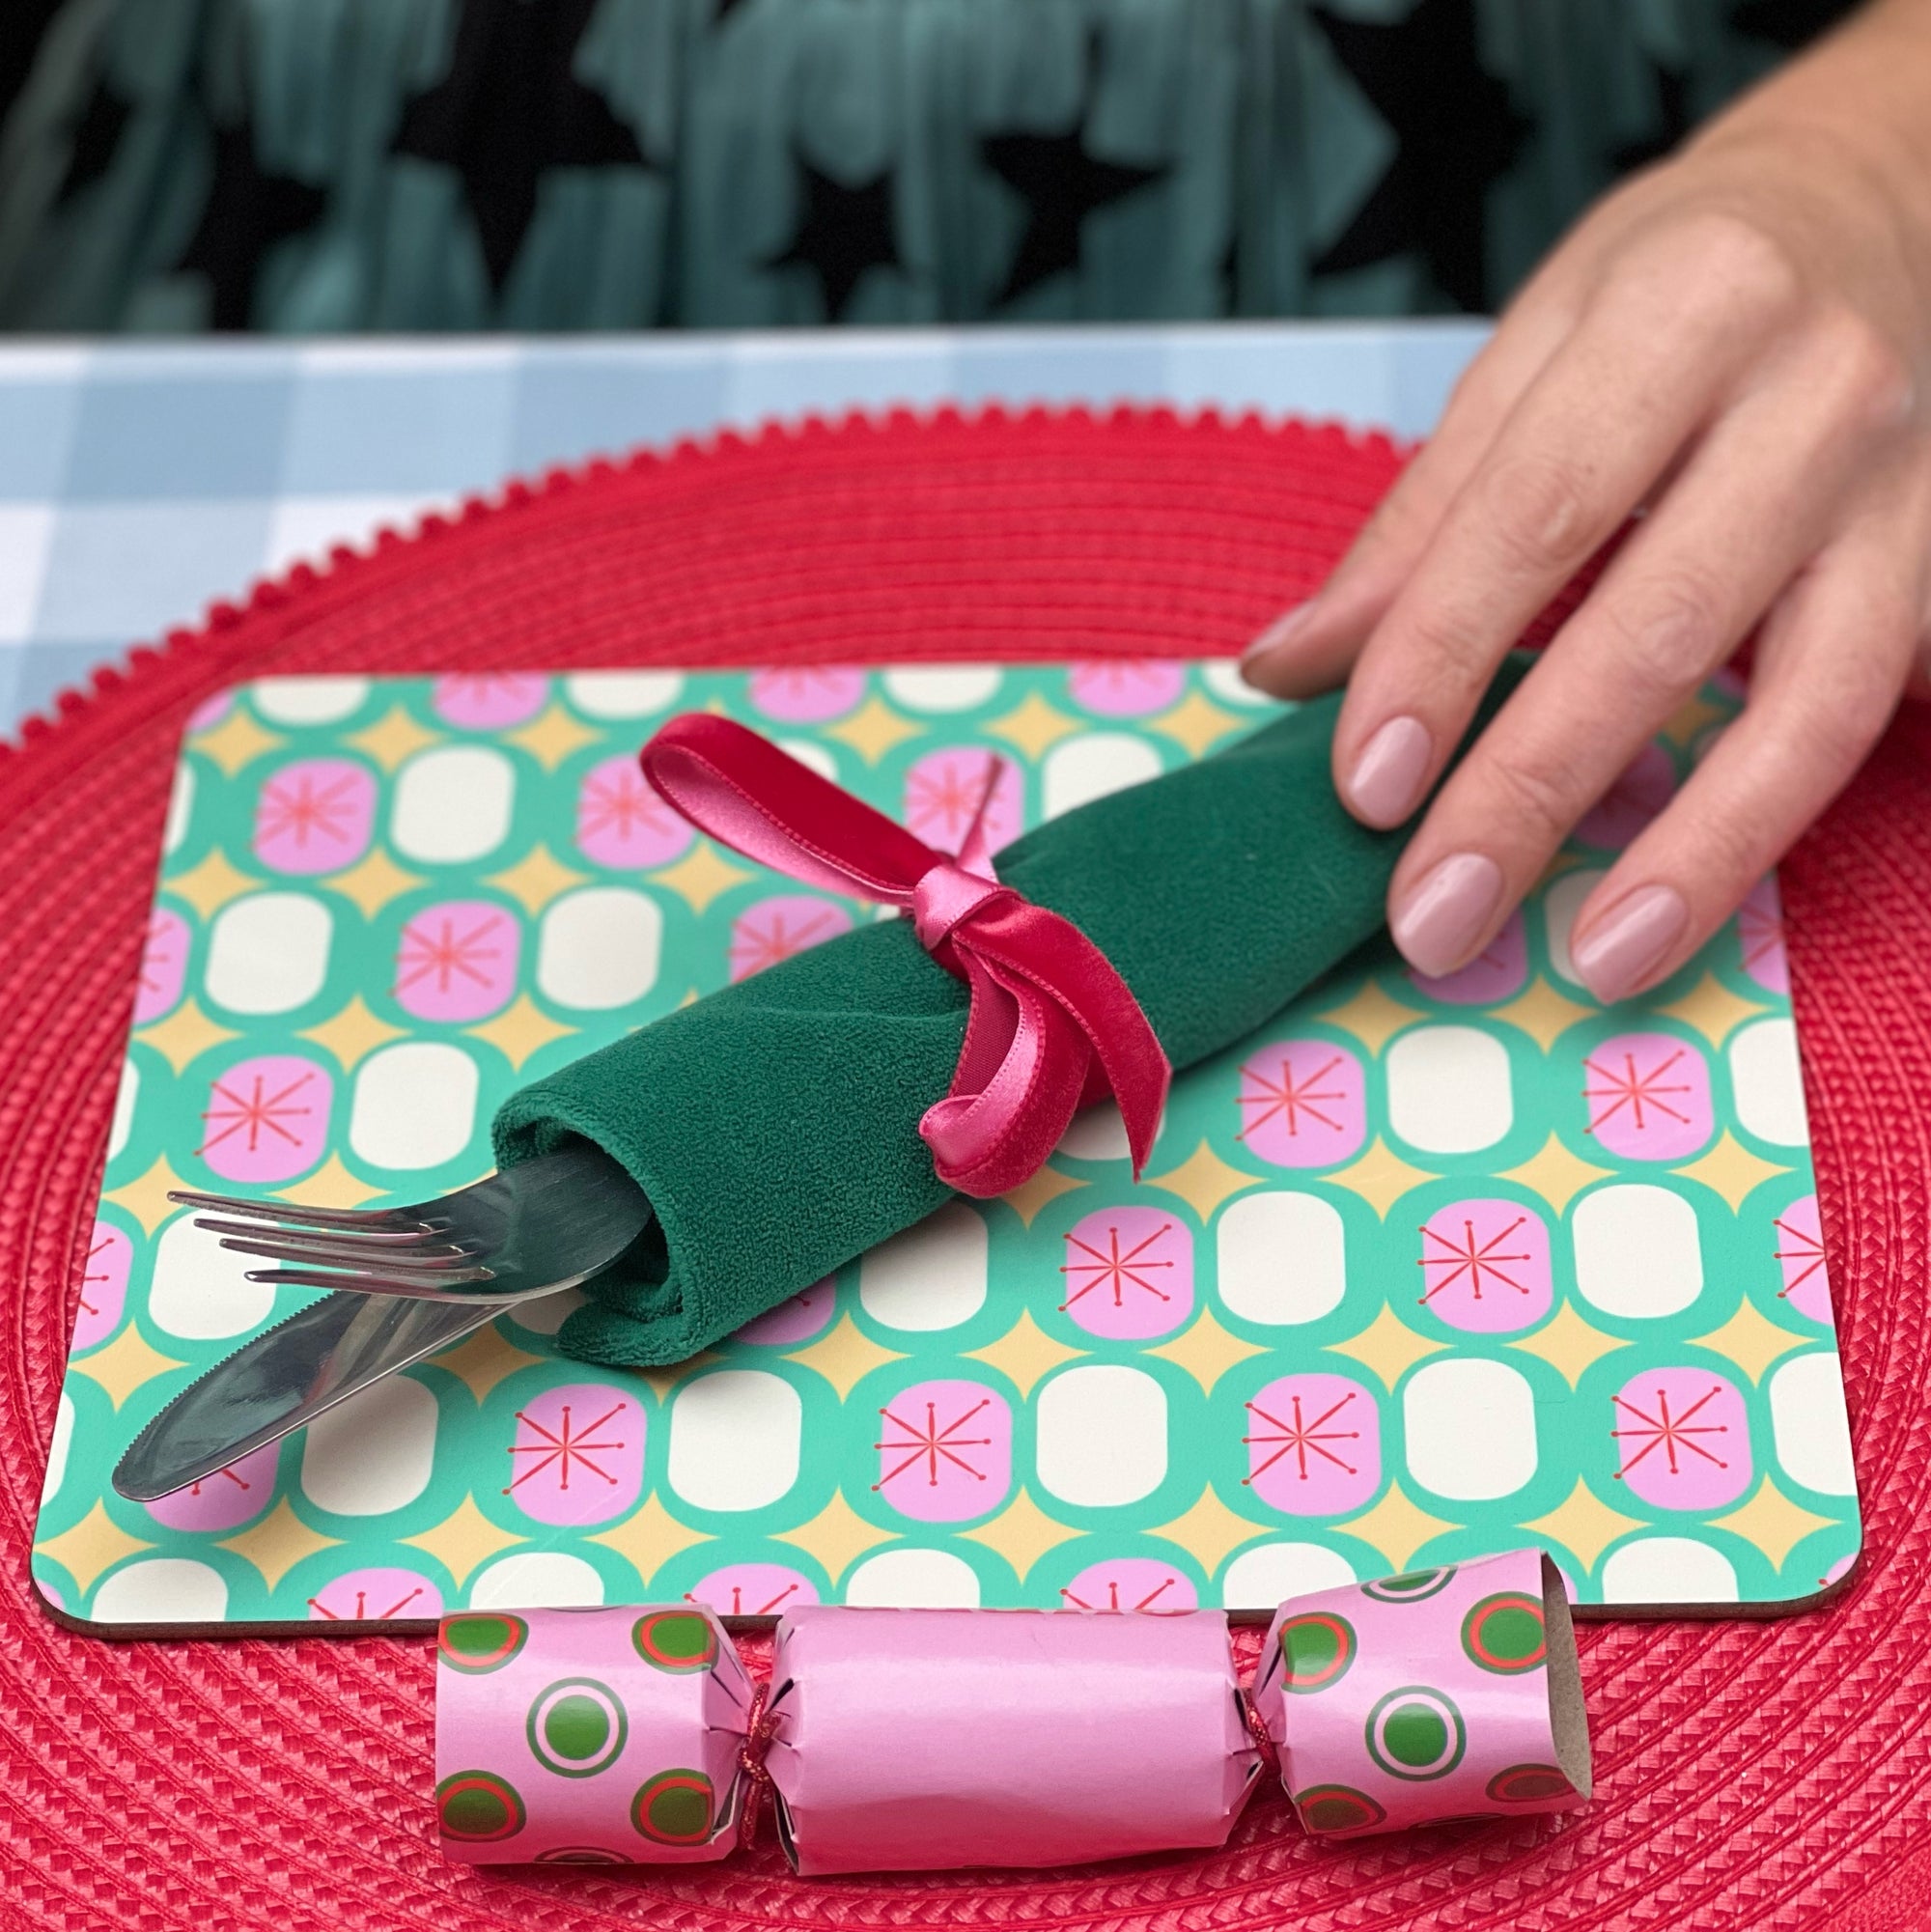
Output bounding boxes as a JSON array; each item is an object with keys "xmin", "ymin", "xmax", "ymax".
[{"xmin": 0, "ymin": 322, "xmax": 1485, "ymax": 739}]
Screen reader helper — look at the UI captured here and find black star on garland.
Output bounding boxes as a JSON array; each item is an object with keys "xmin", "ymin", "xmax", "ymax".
[
  {"xmin": 1309, "ymin": 0, "xmax": 1527, "ymax": 313},
  {"xmin": 55, "ymin": 72, "xmax": 130, "ymax": 205},
  {"xmin": 175, "ymin": 117, "xmax": 326, "ymax": 330},
  {"xmin": 392, "ymin": 0, "xmax": 647, "ymax": 294},
  {"xmin": 1730, "ymin": 0, "xmax": 1852, "ymax": 50},
  {"xmin": 766, "ymin": 158, "xmax": 900, "ymax": 321}
]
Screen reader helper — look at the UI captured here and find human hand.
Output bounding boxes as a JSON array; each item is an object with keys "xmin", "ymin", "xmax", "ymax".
[{"xmin": 1242, "ymin": 23, "xmax": 1931, "ymax": 1002}]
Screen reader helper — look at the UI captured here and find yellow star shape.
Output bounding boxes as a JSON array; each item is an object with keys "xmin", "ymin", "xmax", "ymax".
[
  {"xmin": 986, "ymin": 691, "xmax": 1082, "ymax": 762},
  {"xmin": 1148, "ymin": 1306, "xmax": 1270, "ymax": 1392},
  {"xmin": 401, "ymin": 1494, "xmax": 526, "ymax": 1588},
  {"xmin": 1493, "ymin": 977, "xmax": 1598, "ymax": 1051},
  {"xmin": 71, "ymin": 1323, "xmax": 186, "ymax": 1409},
  {"xmin": 960, "ymin": 1488, "xmax": 1080, "ymax": 1580},
  {"xmin": 1340, "ymin": 1482, "xmax": 1459, "ymax": 1574},
  {"xmin": 1498, "ymin": 1134, "xmax": 1615, "ymax": 1216},
  {"xmin": 1148, "ymin": 689, "xmax": 1245, "ymax": 760},
  {"xmin": 1659, "ymin": 692, "xmax": 1730, "ymax": 749},
  {"xmin": 1144, "ymin": 1139, "xmax": 1259, "ymax": 1221},
  {"xmin": 276, "ymin": 1152, "xmax": 388, "ymax": 1212},
  {"xmin": 589, "ymin": 1494, "xmax": 714, "ymax": 1588},
  {"xmin": 997, "ymin": 1162, "xmax": 1087, "ymax": 1228},
  {"xmin": 822, "ymin": 695, "xmax": 925, "ymax": 764},
  {"xmin": 135, "ymin": 995, "xmax": 240, "ymax": 1075},
  {"xmin": 422, "ymin": 1323, "xmax": 547, "ymax": 1403},
  {"xmin": 299, "ymin": 994, "xmax": 408, "ymax": 1071},
  {"xmin": 1688, "ymin": 1299, "xmax": 1809, "ymax": 1383},
  {"xmin": 1316, "ymin": 978, "xmax": 1429, "ymax": 1054},
  {"xmin": 1330, "ymin": 1304, "xmax": 1448, "ymax": 1389},
  {"xmin": 652, "ymin": 841, "xmax": 755, "ymax": 914},
  {"xmin": 1673, "ymin": 1132, "xmax": 1791, "ymax": 1212},
  {"xmin": 346, "ymin": 705, "xmax": 441, "ymax": 771},
  {"xmin": 1709, "ymin": 1476, "xmax": 1837, "ymax": 1570},
  {"xmin": 785, "ymin": 1312, "xmax": 908, "ymax": 1402},
  {"xmin": 161, "ymin": 849, "xmax": 261, "ymax": 921},
  {"xmin": 218, "ymin": 1498, "xmax": 343, "ymax": 1593},
  {"xmin": 484, "ymin": 842, "xmax": 589, "ymax": 916},
  {"xmin": 190, "ymin": 707, "xmax": 285, "ymax": 774},
  {"xmin": 1521, "ymin": 1478, "xmax": 1644, "ymax": 1575},
  {"xmin": 966, "ymin": 1310, "xmax": 1087, "ymax": 1399},
  {"xmin": 36, "ymin": 1502, "xmax": 154, "ymax": 1594},
  {"xmin": 506, "ymin": 701, "xmax": 602, "ymax": 770},
  {"xmin": 776, "ymin": 1490, "xmax": 898, "ymax": 1583},
  {"xmin": 1506, "ymin": 1302, "xmax": 1629, "ymax": 1389},
  {"xmin": 1327, "ymin": 1137, "xmax": 1438, "ymax": 1218},
  {"xmin": 1148, "ymin": 1484, "xmax": 1269, "ymax": 1576},
  {"xmin": 103, "ymin": 1153, "xmax": 196, "ymax": 1238},
  {"xmin": 322, "ymin": 849, "xmax": 427, "ymax": 920},
  {"xmin": 467, "ymin": 993, "xmax": 578, "ymax": 1074},
  {"xmin": 1657, "ymin": 973, "xmax": 1770, "ymax": 1047}
]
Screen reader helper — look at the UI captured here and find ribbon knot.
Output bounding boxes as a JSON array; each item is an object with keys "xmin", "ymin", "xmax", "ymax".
[{"xmin": 639, "ymin": 713, "xmax": 1169, "ymax": 1198}]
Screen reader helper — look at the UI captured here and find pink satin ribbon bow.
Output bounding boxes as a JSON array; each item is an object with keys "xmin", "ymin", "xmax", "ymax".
[{"xmin": 639, "ymin": 714, "xmax": 1169, "ymax": 1197}]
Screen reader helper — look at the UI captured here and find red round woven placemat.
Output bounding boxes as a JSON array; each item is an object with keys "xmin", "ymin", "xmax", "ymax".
[{"xmin": 1, "ymin": 410, "xmax": 1927, "ymax": 1932}]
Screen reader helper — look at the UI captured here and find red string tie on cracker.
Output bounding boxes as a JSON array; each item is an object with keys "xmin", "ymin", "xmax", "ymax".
[{"xmin": 640, "ymin": 714, "xmax": 1170, "ymax": 1196}]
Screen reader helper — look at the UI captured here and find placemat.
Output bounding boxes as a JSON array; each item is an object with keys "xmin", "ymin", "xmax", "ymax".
[
  {"xmin": 33, "ymin": 662, "xmax": 1858, "ymax": 1632},
  {"xmin": 2, "ymin": 410, "xmax": 1926, "ymax": 1930}
]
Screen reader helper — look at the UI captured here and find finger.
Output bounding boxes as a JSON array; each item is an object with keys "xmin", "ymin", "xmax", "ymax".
[
  {"xmin": 1241, "ymin": 296, "xmax": 1576, "ymax": 699},
  {"xmin": 1329, "ymin": 228, "xmax": 1797, "ymax": 827},
  {"xmin": 1566, "ymin": 516, "xmax": 1923, "ymax": 1002},
  {"xmin": 1384, "ymin": 315, "xmax": 1906, "ymax": 978}
]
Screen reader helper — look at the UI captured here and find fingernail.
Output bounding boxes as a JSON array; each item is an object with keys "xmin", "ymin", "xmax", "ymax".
[
  {"xmin": 1241, "ymin": 600, "xmax": 1318, "ymax": 671},
  {"xmin": 1571, "ymin": 884, "xmax": 1690, "ymax": 1004},
  {"xmin": 1390, "ymin": 853, "xmax": 1505, "ymax": 978},
  {"xmin": 1345, "ymin": 715, "xmax": 1434, "ymax": 826}
]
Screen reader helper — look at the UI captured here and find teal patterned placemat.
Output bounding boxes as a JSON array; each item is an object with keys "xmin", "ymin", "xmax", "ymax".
[{"xmin": 34, "ymin": 662, "xmax": 1860, "ymax": 1631}]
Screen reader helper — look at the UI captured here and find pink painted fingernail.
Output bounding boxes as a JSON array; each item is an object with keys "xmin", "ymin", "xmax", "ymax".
[
  {"xmin": 1241, "ymin": 600, "xmax": 1318, "ymax": 671},
  {"xmin": 1345, "ymin": 715, "xmax": 1433, "ymax": 826},
  {"xmin": 1390, "ymin": 854, "xmax": 1505, "ymax": 978},
  {"xmin": 1571, "ymin": 884, "xmax": 1690, "ymax": 1004}
]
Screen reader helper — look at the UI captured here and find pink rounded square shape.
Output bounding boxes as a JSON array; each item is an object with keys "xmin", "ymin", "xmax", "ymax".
[
  {"xmin": 1575, "ymin": 742, "xmax": 1675, "ymax": 850},
  {"xmin": 1245, "ymin": 1372, "xmax": 1381, "ymax": 1515},
  {"xmin": 1236, "ymin": 1039, "xmax": 1366, "ymax": 1168},
  {"xmin": 73, "ymin": 1217, "xmax": 131, "ymax": 1354},
  {"xmin": 1582, "ymin": 1031, "xmax": 1713, "ymax": 1161},
  {"xmin": 1416, "ymin": 1198, "xmax": 1552, "ymax": 1333},
  {"xmin": 308, "ymin": 1567, "xmax": 442, "ymax": 1622},
  {"xmin": 394, "ymin": 900, "xmax": 521, "ymax": 1022},
  {"xmin": 134, "ymin": 910, "xmax": 190, "ymax": 1024},
  {"xmin": 1611, "ymin": 1366, "xmax": 1751, "ymax": 1510},
  {"xmin": 197, "ymin": 1053, "xmax": 333, "ymax": 1184},
  {"xmin": 1409, "ymin": 910, "xmax": 1526, "ymax": 1005},
  {"xmin": 1775, "ymin": 1193, "xmax": 1831, "ymax": 1323},
  {"xmin": 728, "ymin": 894, "xmax": 854, "ymax": 981},
  {"xmin": 1738, "ymin": 875, "xmax": 1789, "ymax": 994},
  {"xmin": 143, "ymin": 1442, "xmax": 280, "ymax": 1532},
  {"xmin": 1067, "ymin": 659, "xmax": 1188, "ymax": 717},
  {"xmin": 903, "ymin": 748, "xmax": 1023, "ymax": 855},
  {"xmin": 688, "ymin": 1562, "xmax": 820, "ymax": 1618},
  {"xmin": 731, "ymin": 1279, "xmax": 836, "ymax": 1346},
  {"xmin": 873, "ymin": 1378, "xmax": 1012, "ymax": 1523},
  {"xmin": 432, "ymin": 673, "xmax": 549, "ymax": 729},
  {"xmin": 576, "ymin": 755, "xmax": 697, "ymax": 870},
  {"xmin": 1059, "ymin": 1555, "xmax": 1198, "ymax": 1613},
  {"xmin": 252, "ymin": 758, "xmax": 377, "ymax": 875},
  {"xmin": 1059, "ymin": 1206, "xmax": 1194, "ymax": 1339},
  {"xmin": 502, "ymin": 1382, "xmax": 645, "ymax": 1526},
  {"xmin": 749, "ymin": 666, "xmax": 864, "ymax": 722}
]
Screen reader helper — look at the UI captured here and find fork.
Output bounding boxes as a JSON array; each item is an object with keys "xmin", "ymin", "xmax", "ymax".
[
  {"xmin": 174, "ymin": 1139, "xmax": 653, "ymax": 1304},
  {"xmin": 111, "ymin": 1144, "xmax": 653, "ymax": 1502}
]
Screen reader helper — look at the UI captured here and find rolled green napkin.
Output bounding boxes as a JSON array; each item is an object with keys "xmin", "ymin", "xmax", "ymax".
[{"xmin": 493, "ymin": 660, "xmax": 1527, "ymax": 1366}]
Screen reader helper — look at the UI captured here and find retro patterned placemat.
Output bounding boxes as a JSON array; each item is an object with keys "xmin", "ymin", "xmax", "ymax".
[{"xmin": 33, "ymin": 661, "xmax": 1861, "ymax": 1632}]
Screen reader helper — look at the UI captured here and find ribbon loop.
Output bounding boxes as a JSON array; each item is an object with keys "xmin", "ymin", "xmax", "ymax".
[{"xmin": 639, "ymin": 713, "xmax": 1169, "ymax": 1197}]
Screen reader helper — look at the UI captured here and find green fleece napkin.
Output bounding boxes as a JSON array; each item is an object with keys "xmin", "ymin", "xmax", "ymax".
[{"xmin": 493, "ymin": 662, "xmax": 1526, "ymax": 1366}]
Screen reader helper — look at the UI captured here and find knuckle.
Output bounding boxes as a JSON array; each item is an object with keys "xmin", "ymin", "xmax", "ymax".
[
  {"xmin": 1808, "ymin": 305, "xmax": 1915, "ymax": 434},
  {"xmin": 1812, "ymin": 648, "xmax": 1906, "ymax": 762},
  {"xmin": 1483, "ymin": 751, "xmax": 1580, "ymax": 846},
  {"xmin": 1400, "ymin": 600, "xmax": 1496, "ymax": 686},
  {"xmin": 1473, "ymin": 454, "xmax": 1597, "ymax": 576},
  {"xmin": 1597, "ymin": 567, "xmax": 1729, "ymax": 701},
  {"xmin": 1673, "ymin": 211, "xmax": 1805, "ymax": 316}
]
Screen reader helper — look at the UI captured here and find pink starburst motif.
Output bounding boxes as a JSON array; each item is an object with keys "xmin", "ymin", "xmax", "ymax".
[
  {"xmin": 731, "ymin": 1278, "xmax": 836, "ymax": 1346},
  {"xmin": 1582, "ymin": 1031, "xmax": 1713, "ymax": 1161},
  {"xmin": 1245, "ymin": 1372, "xmax": 1380, "ymax": 1515},
  {"xmin": 432, "ymin": 673, "xmax": 549, "ymax": 729},
  {"xmin": 1059, "ymin": 1207, "xmax": 1193, "ymax": 1340},
  {"xmin": 1236, "ymin": 1039, "xmax": 1365, "ymax": 1168},
  {"xmin": 1067, "ymin": 659, "xmax": 1188, "ymax": 717},
  {"xmin": 902, "ymin": 749, "xmax": 1023, "ymax": 855},
  {"xmin": 1416, "ymin": 1198, "xmax": 1552, "ymax": 1333},
  {"xmin": 503, "ymin": 1383, "xmax": 643, "ymax": 1527},
  {"xmin": 1410, "ymin": 910, "xmax": 1526, "ymax": 1005},
  {"xmin": 307, "ymin": 1568, "xmax": 442, "ymax": 1622},
  {"xmin": 252, "ymin": 759, "xmax": 377, "ymax": 875},
  {"xmin": 749, "ymin": 665, "xmax": 865, "ymax": 723},
  {"xmin": 1059, "ymin": 1557, "xmax": 1198, "ymax": 1613},
  {"xmin": 729, "ymin": 894, "xmax": 854, "ymax": 981},
  {"xmin": 687, "ymin": 1563, "xmax": 820, "ymax": 1617},
  {"xmin": 394, "ymin": 900, "xmax": 520, "ymax": 1022},
  {"xmin": 1775, "ymin": 1193, "xmax": 1831, "ymax": 1323},
  {"xmin": 873, "ymin": 1378, "xmax": 1012, "ymax": 1524},
  {"xmin": 1611, "ymin": 1368, "xmax": 1750, "ymax": 1511},
  {"xmin": 197, "ymin": 1053, "xmax": 332, "ymax": 1185},
  {"xmin": 72, "ymin": 1217, "xmax": 130, "ymax": 1353},
  {"xmin": 1575, "ymin": 742, "xmax": 1676, "ymax": 850},
  {"xmin": 1737, "ymin": 875, "xmax": 1789, "ymax": 995},
  {"xmin": 134, "ymin": 909, "xmax": 189, "ymax": 1024},
  {"xmin": 574, "ymin": 754, "xmax": 696, "ymax": 870},
  {"xmin": 144, "ymin": 1442, "xmax": 279, "ymax": 1532}
]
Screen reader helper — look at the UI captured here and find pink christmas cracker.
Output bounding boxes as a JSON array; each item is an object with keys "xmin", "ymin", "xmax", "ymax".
[
  {"xmin": 434, "ymin": 1604, "xmax": 754, "ymax": 1865},
  {"xmin": 1249, "ymin": 1548, "xmax": 1591, "ymax": 1836}
]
